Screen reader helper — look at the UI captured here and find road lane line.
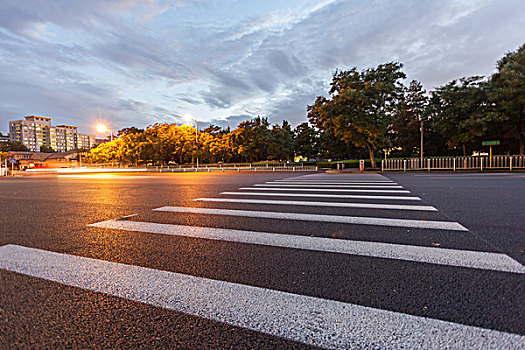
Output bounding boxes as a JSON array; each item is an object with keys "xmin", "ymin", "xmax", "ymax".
[
  {"xmin": 222, "ymin": 191, "xmax": 421, "ymax": 201},
  {"xmin": 255, "ymin": 184, "xmax": 405, "ymax": 189},
  {"xmin": 243, "ymin": 187, "xmax": 411, "ymax": 193},
  {"xmin": 194, "ymin": 198, "xmax": 437, "ymax": 211},
  {"xmin": 89, "ymin": 220, "xmax": 525, "ymax": 274},
  {"xmin": 257, "ymin": 181, "xmax": 403, "ymax": 188},
  {"xmin": 280, "ymin": 175, "xmax": 391, "ymax": 180},
  {"xmin": 153, "ymin": 206, "xmax": 468, "ymax": 231},
  {"xmin": 1, "ymin": 245, "xmax": 522, "ymax": 349},
  {"xmin": 267, "ymin": 182, "xmax": 399, "ymax": 186},
  {"xmin": 274, "ymin": 180, "xmax": 395, "ymax": 183}
]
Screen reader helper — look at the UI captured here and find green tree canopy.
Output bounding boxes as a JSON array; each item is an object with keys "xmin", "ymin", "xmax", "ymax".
[
  {"xmin": 293, "ymin": 123, "xmax": 318, "ymax": 159},
  {"xmin": 430, "ymin": 76, "xmax": 491, "ymax": 156},
  {"xmin": 269, "ymin": 120, "xmax": 294, "ymax": 161},
  {"xmin": 392, "ymin": 80, "xmax": 428, "ymax": 157},
  {"xmin": 231, "ymin": 117, "xmax": 271, "ymax": 162},
  {"xmin": 39, "ymin": 145, "xmax": 56, "ymax": 153},
  {"xmin": 308, "ymin": 62, "xmax": 406, "ymax": 167},
  {"xmin": 0, "ymin": 141, "xmax": 29, "ymax": 152},
  {"xmin": 490, "ymin": 44, "xmax": 525, "ymax": 154}
]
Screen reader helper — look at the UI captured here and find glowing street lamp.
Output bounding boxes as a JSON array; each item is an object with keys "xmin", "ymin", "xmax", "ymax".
[
  {"xmin": 183, "ymin": 114, "xmax": 199, "ymax": 167},
  {"xmin": 95, "ymin": 123, "xmax": 113, "ymax": 141}
]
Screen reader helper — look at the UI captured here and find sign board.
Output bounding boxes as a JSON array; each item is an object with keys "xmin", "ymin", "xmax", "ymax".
[
  {"xmin": 482, "ymin": 140, "xmax": 500, "ymax": 146},
  {"xmin": 9, "ymin": 158, "xmax": 16, "ymax": 163}
]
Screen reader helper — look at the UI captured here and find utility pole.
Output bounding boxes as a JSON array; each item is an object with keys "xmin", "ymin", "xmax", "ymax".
[
  {"xmin": 195, "ymin": 123, "xmax": 198, "ymax": 168},
  {"xmin": 420, "ymin": 119, "xmax": 424, "ymax": 160}
]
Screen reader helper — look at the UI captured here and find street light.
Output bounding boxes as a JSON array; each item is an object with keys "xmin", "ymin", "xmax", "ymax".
[
  {"xmin": 420, "ymin": 119, "xmax": 424, "ymax": 161},
  {"xmin": 183, "ymin": 114, "xmax": 199, "ymax": 167},
  {"xmin": 96, "ymin": 124, "xmax": 113, "ymax": 142}
]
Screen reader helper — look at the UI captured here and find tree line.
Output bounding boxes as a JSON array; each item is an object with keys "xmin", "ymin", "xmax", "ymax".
[{"xmin": 85, "ymin": 43, "xmax": 524, "ymax": 166}]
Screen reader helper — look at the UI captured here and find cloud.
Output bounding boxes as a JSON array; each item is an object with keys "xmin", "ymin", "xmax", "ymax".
[{"xmin": 1, "ymin": 0, "xmax": 525, "ymax": 134}]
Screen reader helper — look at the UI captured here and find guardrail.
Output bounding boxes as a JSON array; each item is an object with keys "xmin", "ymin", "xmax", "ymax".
[
  {"xmin": 382, "ymin": 155, "xmax": 525, "ymax": 171},
  {"xmin": 148, "ymin": 165, "xmax": 318, "ymax": 172}
]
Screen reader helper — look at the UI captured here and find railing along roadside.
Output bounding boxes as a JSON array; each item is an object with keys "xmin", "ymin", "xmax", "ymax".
[
  {"xmin": 147, "ymin": 165, "xmax": 318, "ymax": 173},
  {"xmin": 382, "ymin": 155, "xmax": 525, "ymax": 171}
]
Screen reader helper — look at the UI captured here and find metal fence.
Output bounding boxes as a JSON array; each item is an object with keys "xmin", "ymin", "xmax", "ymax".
[
  {"xmin": 148, "ymin": 164, "xmax": 318, "ymax": 173},
  {"xmin": 382, "ymin": 155, "xmax": 525, "ymax": 171}
]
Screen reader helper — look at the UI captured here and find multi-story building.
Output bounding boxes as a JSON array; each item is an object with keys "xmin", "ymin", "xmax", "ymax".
[
  {"xmin": 9, "ymin": 116, "xmax": 95, "ymax": 152},
  {"xmin": 77, "ymin": 133, "xmax": 95, "ymax": 150},
  {"xmin": 9, "ymin": 116, "xmax": 52, "ymax": 151},
  {"xmin": 56, "ymin": 125, "xmax": 78, "ymax": 151}
]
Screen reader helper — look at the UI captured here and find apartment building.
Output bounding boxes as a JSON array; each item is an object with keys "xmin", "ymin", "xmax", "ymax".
[{"xmin": 9, "ymin": 116, "xmax": 95, "ymax": 152}]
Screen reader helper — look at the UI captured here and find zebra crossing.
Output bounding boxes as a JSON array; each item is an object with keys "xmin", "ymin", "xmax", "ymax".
[{"xmin": 1, "ymin": 173, "xmax": 524, "ymax": 349}]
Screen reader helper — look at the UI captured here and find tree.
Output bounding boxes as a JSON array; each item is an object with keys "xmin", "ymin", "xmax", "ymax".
[
  {"xmin": 87, "ymin": 140, "xmax": 122, "ymax": 163},
  {"xmin": 209, "ymin": 133, "xmax": 235, "ymax": 163},
  {"xmin": 203, "ymin": 124, "xmax": 222, "ymax": 135},
  {"xmin": 269, "ymin": 120, "xmax": 294, "ymax": 161},
  {"xmin": 490, "ymin": 44, "xmax": 525, "ymax": 154},
  {"xmin": 308, "ymin": 62, "xmax": 406, "ymax": 167},
  {"xmin": 231, "ymin": 117, "xmax": 271, "ymax": 162},
  {"xmin": 392, "ymin": 80, "xmax": 428, "ymax": 157},
  {"xmin": 431, "ymin": 77, "xmax": 491, "ymax": 156},
  {"xmin": 293, "ymin": 123, "xmax": 319, "ymax": 160},
  {"xmin": 118, "ymin": 127, "xmax": 145, "ymax": 137},
  {"xmin": 0, "ymin": 141, "xmax": 29, "ymax": 152},
  {"xmin": 39, "ymin": 145, "xmax": 56, "ymax": 153}
]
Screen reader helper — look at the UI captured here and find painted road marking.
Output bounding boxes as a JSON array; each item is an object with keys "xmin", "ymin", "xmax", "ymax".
[
  {"xmin": 194, "ymin": 198, "xmax": 437, "ymax": 211},
  {"xmin": 222, "ymin": 191, "xmax": 421, "ymax": 201},
  {"xmin": 281, "ymin": 175, "xmax": 390, "ymax": 179},
  {"xmin": 266, "ymin": 180, "xmax": 397, "ymax": 186},
  {"xmin": 274, "ymin": 179, "xmax": 395, "ymax": 183},
  {"xmin": 89, "ymin": 220, "xmax": 525, "ymax": 274},
  {"xmin": 255, "ymin": 184, "xmax": 406, "ymax": 189},
  {"xmin": 260, "ymin": 183, "xmax": 402, "ymax": 188},
  {"xmin": 265, "ymin": 183, "xmax": 402, "ymax": 187},
  {"xmin": 243, "ymin": 187, "xmax": 411, "ymax": 194},
  {"xmin": 1, "ymin": 245, "xmax": 522, "ymax": 349},
  {"xmin": 154, "ymin": 206, "xmax": 468, "ymax": 231}
]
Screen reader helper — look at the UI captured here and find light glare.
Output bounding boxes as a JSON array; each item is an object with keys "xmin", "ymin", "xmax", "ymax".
[{"xmin": 96, "ymin": 124, "xmax": 108, "ymax": 133}]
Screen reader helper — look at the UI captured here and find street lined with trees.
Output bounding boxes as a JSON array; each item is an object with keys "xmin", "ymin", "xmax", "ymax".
[{"xmin": 87, "ymin": 44, "xmax": 525, "ymax": 166}]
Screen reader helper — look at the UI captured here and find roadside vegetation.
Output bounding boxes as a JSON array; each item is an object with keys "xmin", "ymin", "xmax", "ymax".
[{"xmin": 85, "ymin": 44, "xmax": 524, "ymax": 166}]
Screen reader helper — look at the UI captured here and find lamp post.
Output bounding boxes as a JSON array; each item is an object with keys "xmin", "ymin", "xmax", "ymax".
[
  {"xmin": 184, "ymin": 115, "xmax": 199, "ymax": 168},
  {"xmin": 420, "ymin": 119, "xmax": 424, "ymax": 160}
]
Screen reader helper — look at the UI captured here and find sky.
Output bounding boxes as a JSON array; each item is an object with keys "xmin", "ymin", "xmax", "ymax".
[{"xmin": 0, "ymin": 0, "xmax": 524, "ymax": 136}]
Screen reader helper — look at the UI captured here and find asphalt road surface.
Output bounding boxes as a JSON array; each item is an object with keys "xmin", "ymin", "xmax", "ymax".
[{"xmin": 0, "ymin": 171, "xmax": 524, "ymax": 349}]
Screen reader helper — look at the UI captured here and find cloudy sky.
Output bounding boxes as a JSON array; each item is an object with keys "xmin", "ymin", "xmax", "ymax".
[{"xmin": 0, "ymin": 0, "xmax": 524, "ymax": 135}]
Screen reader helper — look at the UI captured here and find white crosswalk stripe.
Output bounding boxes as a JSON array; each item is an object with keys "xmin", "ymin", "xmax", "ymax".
[
  {"xmin": 255, "ymin": 183, "xmax": 404, "ymax": 188},
  {"xmin": 247, "ymin": 187, "xmax": 411, "ymax": 193},
  {"xmin": 274, "ymin": 179, "xmax": 395, "ymax": 183},
  {"xmin": 1, "ymin": 245, "xmax": 523, "ymax": 349},
  {"xmin": 154, "ymin": 206, "xmax": 468, "ymax": 230},
  {"xmin": 194, "ymin": 197, "xmax": 437, "ymax": 211},
  {"xmin": 265, "ymin": 182, "xmax": 400, "ymax": 186},
  {"xmin": 221, "ymin": 191, "xmax": 422, "ymax": 200},
  {"xmin": 266, "ymin": 181, "xmax": 403, "ymax": 188},
  {"xmin": 88, "ymin": 220, "xmax": 525, "ymax": 273}
]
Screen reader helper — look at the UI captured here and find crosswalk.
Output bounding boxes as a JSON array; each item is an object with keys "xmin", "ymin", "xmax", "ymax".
[{"xmin": 1, "ymin": 173, "xmax": 524, "ymax": 349}]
